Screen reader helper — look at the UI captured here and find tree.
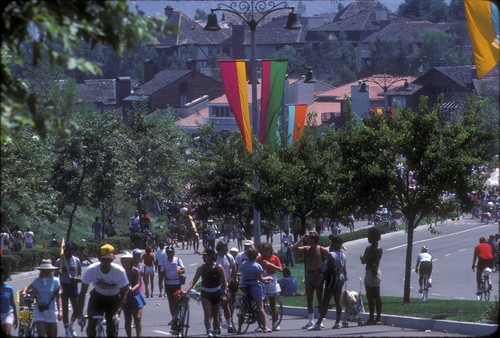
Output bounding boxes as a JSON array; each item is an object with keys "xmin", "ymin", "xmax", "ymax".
[
  {"xmin": 337, "ymin": 96, "xmax": 493, "ymax": 302},
  {"xmin": 1, "ymin": 0, "xmax": 167, "ymax": 140},
  {"xmin": 398, "ymin": 0, "xmax": 448, "ymax": 22},
  {"xmin": 194, "ymin": 9, "xmax": 208, "ymax": 21}
]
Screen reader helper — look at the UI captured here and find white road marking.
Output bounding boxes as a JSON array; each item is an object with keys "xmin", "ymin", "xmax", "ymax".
[
  {"xmin": 387, "ymin": 224, "xmax": 493, "ymax": 251},
  {"xmin": 153, "ymin": 330, "xmax": 172, "ymax": 336},
  {"xmin": 189, "ymin": 263, "xmax": 198, "ymax": 266},
  {"xmin": 445, "ymin": 254, "xmax": 451, "ymax": 257},
  {"xmin": 459, "ymin": 248, "xmax": 467, "ymax": 252}
]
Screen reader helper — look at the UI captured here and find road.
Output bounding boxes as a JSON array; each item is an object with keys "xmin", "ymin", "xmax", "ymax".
[{"xmin": 8, "ymin": 218, "xmax": 497, "ymax": 337}]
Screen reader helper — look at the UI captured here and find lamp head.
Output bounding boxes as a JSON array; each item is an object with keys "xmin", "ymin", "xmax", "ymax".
[
  {"xmin": 204, "ymin": 12, "xmax": 221, "ymax": 31},
  {"xmin": 304, "ymin": 67, "xmax": 317, "ymax": 83},
  {"xmin": 359, "ymin": 82, "xmax": 368, "ymax": 93},
  {"xmin": 284, "ymin": 11, "xmax": 302, "ymax": 30}
]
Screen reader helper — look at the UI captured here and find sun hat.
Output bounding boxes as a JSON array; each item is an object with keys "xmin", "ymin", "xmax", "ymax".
[
  {"xmin": 35, "ymin": 259, "xmax": 58, "ymax": 270},
  {"xmin": 120, "ymin": 251, "xmax": 133, "ymax": 260},
  {"xmin": 243, "ymin": 240, "xmax": 254, "ymax": 247},
  {"xmin": 133, "ymin": 248, "xmax": 143, "ymax": 256},
  {"xmin": 99, "ymin": 244, "xmax": 115, "ymax": 259},
  {"xmin": 229, "ymin": 247, "xmax": 239, "ymax": 253}
]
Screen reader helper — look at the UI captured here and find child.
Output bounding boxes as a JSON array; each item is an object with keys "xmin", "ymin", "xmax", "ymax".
[
  {"xmin": 1, "ymin": 266, "xmax": 18, "ymax": 337},
  {"xmin": 278, "ymin": 268, "xmax": 298, "ymax": 296}
]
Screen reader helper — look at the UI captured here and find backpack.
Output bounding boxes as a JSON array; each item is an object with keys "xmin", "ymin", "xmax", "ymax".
[{"xmin": 323, "ymin": 251, "xmax": 346, "ymax": 289}]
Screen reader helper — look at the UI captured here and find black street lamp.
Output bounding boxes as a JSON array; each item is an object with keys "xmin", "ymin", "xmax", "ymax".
[
  {"xmin": 204, "ymin": 0, "xmax": 301, "ymax": 246},
  {"xmin": 360, "ymin": 74, "xmax": 407, "ymax": 111}
]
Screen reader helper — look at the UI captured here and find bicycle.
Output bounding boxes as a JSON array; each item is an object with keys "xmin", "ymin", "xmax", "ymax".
[
  {"xmin": 17, "ymin": 291, "xmax": 36, "ymax": 337},
  {"xmin": 420, "ymin": 274, "xmax": 431, "ymax": 302},
  {"xmin": 141, "ymin": 230, "xmax": 158, "ymax": 250},
  {"xmin": 79, "ymin": 313, "xmax": 120, "ymax": 337},
  {"xmin": 477, "ymin": 267, "xmax": 493, "ymax": 301},
  {"xmin": 171, "ymin": 290, "xmax": 200, "ymax": 338}
]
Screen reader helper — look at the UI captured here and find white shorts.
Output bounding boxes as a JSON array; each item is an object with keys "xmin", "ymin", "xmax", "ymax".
[
  {"xmin": 33, "ymin": 306, "xmax": 59, "ymax": 323},
  {"xmin": 262, "ymin": 275, "xmax": 281, "ymax": 295},
  {"xmin": 144, "ymin": 266, "xmax": 155, "ymax": 276},
  {"xmin": 1, "ymin": 311, "xmax": 15, "ymax": 325}
]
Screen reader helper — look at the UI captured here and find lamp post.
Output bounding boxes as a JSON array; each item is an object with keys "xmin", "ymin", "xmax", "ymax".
[
  {"xmin": 204, "ymin": 0, "xmax": 302, "ymax": 247},
  {"xmin": 360, "ymin": 74, "xmax": 407, "ymax": 111}
]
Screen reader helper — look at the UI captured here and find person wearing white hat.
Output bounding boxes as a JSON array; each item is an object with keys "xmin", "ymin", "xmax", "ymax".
[
  {"xmin": 22, "ymin": 259, "xmax": 62, "ymax": 337},
  {"xmin": 120, "ymin": 251, "xmax": 145, "ymax": 337},
  {"xmin": 234, "ymin": 240, "xmax": 254, "ymax": 268}
]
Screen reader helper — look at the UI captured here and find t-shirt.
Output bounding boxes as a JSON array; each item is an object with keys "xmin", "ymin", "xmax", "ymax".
[
  {"xmin": 161, "ymin": 256, "xmax": 184, "ymax": 285},
  {"xmin": 55, "ymin": 255, "xmax": 82, "ymax": 284},
  {"xmin": 0, "ymin": 284, "xmax": 14, "ymax": 314},
  {"xmin": 81, "ymin": 262, "xmax": 129, "ymax": 296},
  {"xmin": 475, "ymin": 243, "xmax": 494, "ymax": 260},
  {"xmin": 417, "ymin": 252, "xmax": 432, "ymax": 263},
  {"xmin": 155, "ymin": 250, "xmax": 167, "ymax": 270},
  {"xmin": 235, "ymin": 252, "xmax": 249, "ymax": 267},
  {"xmin": 240, "ymin": 260, "xmax": 263, "ymax": 284},
  {"xmin": 32, "ymin": 276, "xmax": 61, "ymax": 311},
  {"xmin": 278, "ymin": 276, "xmax": 297, "ymax": 296},
  {"xmin": 216, "ymin": 254, "xmax": 235, "ymax": 281},
  {"xmin": 0, "ymin": 232, "xmax": 9, "ymax": 251},
  {"xmin": 256, "ymin": 255, "xmax": 282, "ymax": 276},
  {"xmin": 92, "ymin": 221, "xmax": 102, "ymax": 234},
  {"xmin": 282, "ymin": 234, "xmax": 294, "ymax": 248},
  {"xmin": 24, "ymin": 231, "xmax": 34, "ymax": 244}
]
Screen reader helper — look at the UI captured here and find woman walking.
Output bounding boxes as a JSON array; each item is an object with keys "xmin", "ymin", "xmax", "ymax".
[
  {"xmin": 360, "ymin": 227, "xmax": 383, "ymax": 325},
  {"xmin": 121, "ymin": 252, "xmax": 146, "ymax": 337}
]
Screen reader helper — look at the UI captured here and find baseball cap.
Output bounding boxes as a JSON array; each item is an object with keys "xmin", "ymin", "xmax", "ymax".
[
  {"xmin": 229, "ymin": 247, "xmax": 239, "ymax": 253},
  {"xmin": 99, "ymin": 244, "xmax": 115, "ymax": 259},
  {"xmin": 133, "ymin": 248, "xmax": 142, "ymax": 256},
  {"xmin": 201, "ymin": 248, "xmax": 216, "ymax": 257},
  {"xmin": 243, "ymin": 240, "xmax": 254, "ymax": 246},
  {"xmin": 120, "ymin": 251, "xmax": 133, "ymax": 260}
]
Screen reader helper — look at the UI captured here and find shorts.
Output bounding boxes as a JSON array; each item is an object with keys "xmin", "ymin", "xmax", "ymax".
[
  {"xmin": 244, "ymin": 282, "xmax": 265, "ymax": 302},
  {"xmin": 144, "ymin": 266, "xmax": 155, "ymax": 276},
  {"xmin": 87, "ymin": 290, "xmax": 120, "ymax": 318},
  {"xmin": 25, "ymin": 242, "xmax": 33, "ymax": 249},
  {"xmin": 201, "ymin": 289, "xmax": 222, "ymax": 305},
  {"xmin": 262, "ymin": 275, "xmax": 281, "ymax": 295},
  {"xmin": 125, "ymin": 291, "xmax": 146, "ymax": 310},
  {"xmin": 1, "ymin": 311, "xmax": 15, "ymax": 325},
  {"xmin": 165, "ymin": 283, "xmax": 181, "ymax": 297},
  {"xmin": 305, "ymin": 270, "xmax": 324, "ymax": 288},
  {"xmin": 33, "ymin": 307, "xmax": 58, "ymax": 323},
  {"xmin": 61, "ymin": 283, "xmax": 79, "ymax": 298},
  {"xmin": 419, "ymin": 261, "xmax": 433, "ymax": 277},
  {"xmin": 364, "ymin": 268, "xmax": 382, "ymax": 287}
]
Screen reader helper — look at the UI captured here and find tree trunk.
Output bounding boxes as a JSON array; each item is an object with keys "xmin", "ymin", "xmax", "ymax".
[
  {"xmin": 66, "ymin": 202, "xmax": 79, "ymax": 242},
  {"xmin": 403, "ymin": 219, "xmax": 415, "ymax": 303},
  {"xmin": 300, "ymin": 215, "xmax": 307, "ymax": 236}
]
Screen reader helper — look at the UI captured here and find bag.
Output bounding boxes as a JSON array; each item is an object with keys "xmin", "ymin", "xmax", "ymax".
[
  {"xmin": 37, "ymin": 303, "xmax": 49, "ymax": 312},
  {"xmin": 179, "ymin": 274, "xmax": 186, "ymax": 285},
  {"xmin": 228, "ymin": 279, "xmax": 239, "ymax": 293}
]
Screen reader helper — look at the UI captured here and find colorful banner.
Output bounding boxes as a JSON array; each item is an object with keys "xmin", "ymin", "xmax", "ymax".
[
  {"xmin": 368, "ymin": 107, "xmax": 396, "ymax": 116},
  {"xmin": 464, "ymin": 0, "xmax": 499, "ymax": 79},
  {"xmin": 259, "ymin": 60, "xmax": 288, "ymax": 146},
  {"xmin": 287, "ymin": 104, "xmax": 307, "ymax": 145},
  {"xmin": 219, "ymin": 60, "xmax": 252, "ymax": 152}
]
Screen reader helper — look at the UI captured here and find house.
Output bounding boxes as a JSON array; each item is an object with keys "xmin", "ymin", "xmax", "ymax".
[{"xmin": 75, "ymin": 77, "xmax": 132, "ymax": 113}]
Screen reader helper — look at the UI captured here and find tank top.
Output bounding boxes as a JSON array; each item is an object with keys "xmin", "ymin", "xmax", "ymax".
[{"xmin": 201, "ymin": 263, "xmax": 221, "ymax": 289}]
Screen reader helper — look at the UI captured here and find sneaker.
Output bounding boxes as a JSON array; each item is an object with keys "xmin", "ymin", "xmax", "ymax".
[
  {"xmin": 428, "ymin": 278, "xmax": 432, "ymax": 287},
  {"xmin": 221, "ymin": 322, "xmax": 228, "ymax": 329},
  {"xmin": 227, "ymin": 326, "xmax": 236, "ymax": 334},
  {"xmin": 332, "ymin": 323, "xmax": 341, "ymax": 329},
  {"xmin": 476, "ymin": 288, "xmax": 482, "ymax": 295},
  {"xmin": 302, "ymin": 322, "xmax": 314, "ymax": 329},
  {"xmin": 272, "ymin": 324, "xmax": 280, "ymax": 331},
  {"xmin": 488, "ymin": 284, "xmax": 492, "ymax": 291},
  {"xmin": 418, "ymin": 288, "xmax": 423, "ymax": 293},
  {"xmin": 207, "ymin": 329, "xmax": 214, "ymax": 338},
  {"xmin": 255, "ymin": 327, "xmax": 263, "ymax": 332},
  {"xmin": 308, "ymin": 324, "xmax": 322, "ymax": 330},
  {"xmin": 69, "ymin": 328, "xmax": 77, "ymax": 337},
  {"xmin": 159, "ymin": 292, "xmax": 163, "ymax": 297},
  {"xmin": 65, "ymin": 328, "xmax": 72, "ymax": 338}
]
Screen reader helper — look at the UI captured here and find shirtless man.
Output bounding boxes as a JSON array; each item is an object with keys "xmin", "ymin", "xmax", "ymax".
[{"xmin": 292, "ymin": 232, "xmax": 329, "ymax": 329}]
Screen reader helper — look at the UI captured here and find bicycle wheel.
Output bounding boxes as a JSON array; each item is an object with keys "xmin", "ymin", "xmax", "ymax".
[
  {"xmin": 264, "ymin": 295, "xmax": 283, "ymax": 328},
  {"xmin": 235, "ymin": 298, "xmax": 249, "ymax": 334},
  {"xmin": 178, "ymin": 302, "xmax": 190, "ymax": 337},
  {"xmin": 29, "ymin": 321, "xmax": 37, "ymax": 337},
  {"xmin": 18, "ymin": 323, "xmax": 29, "ymax": 337}
]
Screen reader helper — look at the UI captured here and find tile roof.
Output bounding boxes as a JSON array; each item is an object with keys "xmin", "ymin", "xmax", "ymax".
[
  {"xmin": 134, "ymin": 69, "xmax": 192, "ymax": 96},
  {"xmin": 334, "ymin": 0, "xmax": 391, "ymax": 21},
  {"xmin": 362, "ymin": 21, "xmax": 457, "ymax": 43},
  {"xmin": 76, "ymin": 79, "xmax": 115, "ymax": 105},
  {"xmin": 413, "ymin": 66, "xmax": 474, "ymax": 89},
  {"xmin": 310, "ymin": 9, "xmax": 393, "ymax": 32},
  {"xmin": 177, "ymin": 107, "xmax": 209, "ymax": 127}
]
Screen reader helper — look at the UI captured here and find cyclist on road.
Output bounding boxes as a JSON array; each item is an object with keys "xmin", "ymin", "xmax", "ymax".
[
  {"xmin": 159, "ymin": 246, "xmax": 185, "ymax": 326},
  {"xmin": 472, "ymin": 237, "xmax": 494, "ymax": 294},
  {"xmin": 256, "ymin": 243, "xmax": 282, "ymax": 331},
  {"xmin": 415, "ymin": 246, "xmax": 433, "ymax": 293},
  {"xmin": 76, "ymin": 244, "xmax": 129, "ymax": 338}
]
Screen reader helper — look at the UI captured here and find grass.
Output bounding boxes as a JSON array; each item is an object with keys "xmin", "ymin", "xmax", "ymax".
[{"xmin": 279, "ymin": 263, "xmax": 499, "ymax": 324}]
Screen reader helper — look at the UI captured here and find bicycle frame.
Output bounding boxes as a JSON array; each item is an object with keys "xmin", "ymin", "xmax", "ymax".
[{"xmin": 420, "ymin": 274, "xmax": 430, "ymax": 302}]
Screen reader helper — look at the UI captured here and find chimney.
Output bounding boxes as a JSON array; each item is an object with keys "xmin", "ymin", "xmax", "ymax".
[
  {"xmin": 115, "ymin": 77, "xmax": 131, "ymax": 107},
  {"xmin": 186, "ymin": 59, "xmax": 196, "ymax": 71},
  {"xmin": 143, "ymin": 59, "xmax": 156, "ymax": 83},
  {"xmin": 232, "ymin": 25, "xmax": 245, "ymax": 59},
  {"xmin": 165, "ymin": 5, "xmax": 174, "ymax": 19}
]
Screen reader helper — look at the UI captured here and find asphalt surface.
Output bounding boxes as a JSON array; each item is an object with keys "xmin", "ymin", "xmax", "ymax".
[{"xmin": 7, "ymin": 218, "xmax": 499, "ymax": 337}]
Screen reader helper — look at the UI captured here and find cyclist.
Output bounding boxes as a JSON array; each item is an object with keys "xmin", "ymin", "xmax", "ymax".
[
  {"xmin": 76, "ymin": 244, "xmax": 129, "ymax": 338},
  {"xmin": 159, "ymin": 246, "xmax": 185, "ymax": 326},
  {"xmin": 256, "ymin": 243, "xmax": 282, "ymax": 331},
  {"xmin": 215, "ymin": 241, "xmax": 237, "ymax": 333},
  {"xmin": 415, "ymin": 246, "xmax": 433, "ymax": 293},
  {"xmin": 185, "ymin": 248, "xmax": 227, "ymax": 338},
  {"xmin": 54, "ymin": 241, "xmax": 82, "ymax": 337},
  {"xmin": 472, "ymin": 237, "xmax": 494, "ymax": 295},
  {"xmin": 1, "ymin": 266, "xmax": 18, "ymax": 337}
]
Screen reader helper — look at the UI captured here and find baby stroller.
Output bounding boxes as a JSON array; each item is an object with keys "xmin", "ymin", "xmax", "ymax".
[{"xmin": 341, "ymin": 277, "xmax": 365, "ymax": 327}]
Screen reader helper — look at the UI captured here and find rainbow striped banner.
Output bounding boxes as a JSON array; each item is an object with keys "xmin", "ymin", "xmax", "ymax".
[
  {"xmin": 287, "ymin": 104, "xmax": 308, "ymax": 145},
  {"xmin": 464, "ymin": 0, "xmax": 499, "ymax": 79},
  {"xmin": 219, "ymin": 60, "xmax": 252, "ymax": 152},
  {"xmin": 259, "ymin": 60, "xmax": 288, "ymax": 147}
]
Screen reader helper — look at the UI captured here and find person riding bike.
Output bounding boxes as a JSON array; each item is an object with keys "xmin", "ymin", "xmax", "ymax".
[
  {"xmin": 472, "ymin": 237, "xmax": 494, "ymax": 295},
  {"xmin": 415, "ymin": 246, "xmax": 433, "ymax": 293}
]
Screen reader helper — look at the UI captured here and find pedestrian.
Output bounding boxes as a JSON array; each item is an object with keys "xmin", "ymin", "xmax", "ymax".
[
  {"xmin": 266, "ymin": 227, "xmax": 274, "ymax": 244},
  {"xmin": 22, "ymin": 259, "xmax": 62, "ymax": 337},
  {"xmin": 330, "ymin": 218, "xmax": 339, "ymax": 235},
  {"xmin": 235, "ymin": 240, "xmax": 254, "ymax": 270},
  {"xmin": 141, "ymin": 212, "xmax": 151, "ymax": 232},
  {"xmin": 207, "ymin": 220, "xmax": 217, "ymax": 249},
  {"xmin": 0, "ymin": 227, "xmax": 10, "ymax": 255},
  {"xmin": 215, "ymin": 241, "xmax": 236, "ymax": 334},
  {"xmin": 105, "ymin": 219, "xmax": 116, "ymax": 237},
  {"xmin": 54, "ymin": 241, "xmax": 82, "ymax": 337},
  {"xmin": 92, "ymin": 217, "xmax": 102, "ymax": 239},
  {"xmin": 160, "ymin": 246, "xmax": 185, "ymax": 325},
  {"xmin": 235, "ymin": 226, "xmax": 244, "ymax": 251},
  {"xmin": 120, "ymin": 251, "xmax": 146, "ymax": 338},
  {"xmin": 186, "ymin": 248, "xmax": 227, "ymax": 337},
  {"xmin": 360, "ymin": 227, "xmax": 383, "ymax": 325},
  {"xmin": 257, "ymin": 243, "xmax": 282, "ymax": 331},
  {"xmin": 239, "ymin": 248, "xmax": 273, "ymax": 333},
  {"xmin": 24, "ymin": 226, "xmax": 35, "ymax": 249},
  {"xmin": 292, "ymin": 232, "xmax": 329, "ymax": 329},
  {"xmin": 310, "ymin": 236, "xmax": 347, "ymax": 330},
  {"xmin": 141, "ymin": 246, "xmax": 155, "ymax": 298},
  {"xmin": 1, "ymin": 266, "xmax": 18, "ymax": 338},
  {"xmin": 76, "ymin": 244, "xmax": 129, "ymax": 338},
  {"xmin": 282, "ymin": 229, "xmax": 295, "ymax": 267},
  {"xmin": 12, "ymin": 225, "xmax": 24, "ymax": 251},
  {"xmin": 155, "ymin": 242, "xmax": 167, "ymax": 297},
  {"xmin": 129, "ymin": 212, "xmax": 141, "ymax": 233},
  {"xmin": 229, "ymin": 247, "xmax": 239, "ymax": 260},
  {"xmin": 278, "ymin": 268, "xmax": 298, "ymax": 296}
]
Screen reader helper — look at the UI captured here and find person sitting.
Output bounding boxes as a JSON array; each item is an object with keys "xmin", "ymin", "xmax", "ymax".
[{"xmin": 278, "ymin": 268, "xmax": 297, "ymax": 296}]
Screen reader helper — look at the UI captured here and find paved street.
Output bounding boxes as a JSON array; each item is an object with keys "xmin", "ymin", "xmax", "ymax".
[{"xmin": 8, "ymin": 218, "xmax": 497, "ymax": 337}]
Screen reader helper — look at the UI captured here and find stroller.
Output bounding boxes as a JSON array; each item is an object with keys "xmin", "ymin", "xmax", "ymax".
[{"xmin": 341, "ymin": 277, "xmax": 365, "ymax": 327}]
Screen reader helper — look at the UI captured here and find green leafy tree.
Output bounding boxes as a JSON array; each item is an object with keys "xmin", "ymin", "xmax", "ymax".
[
  {"xmin": 362, "ymin": 39, "xmax": 412, "ymax": 76},
  {"xmin": 398, "ymin": 0, "xmax": 448, "ymax": 22},
  {"xmin": 194, "ymin": 9, "xmax": 208, "ymax": 21},
  {"xmin": 337, "ymin": 97, "xmax": 493, "ymax": 302}
]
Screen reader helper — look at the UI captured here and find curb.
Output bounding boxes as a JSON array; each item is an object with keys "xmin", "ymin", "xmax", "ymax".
[{"xmin": 282, "ymin": 306, "xmax": 498, "ymax": 337}]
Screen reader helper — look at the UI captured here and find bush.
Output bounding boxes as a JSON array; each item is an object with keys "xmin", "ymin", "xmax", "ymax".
[{"xmin": 0, "ymin": 254, "xmax": 21, "ymax": 272}]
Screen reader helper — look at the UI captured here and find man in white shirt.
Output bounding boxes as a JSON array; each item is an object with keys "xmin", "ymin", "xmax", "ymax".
[
  {"xmin": 160, "ymin": 246, "xmax": 185, "ymax": 324},
  {"xmin": 215, "ymin": 241, "xmax": 236, "ymax": 333},
  {"xmin": 415, "ymin": 246, "xmax": 433, "ymax": 293},
  {"xmin": 76, "ymin": 244, "xmax": 129, "ymax": 337},
  {"xmin": 24, "ymin": 227, "xmax": 35, "ymax": 248},
  {"xmin": 235, "ymin": 240, "xmax": 254, "ymax": 268},
  {"xmin": 282, "ymin": 229, "xmax": 295, "ymax": 267},
  {"xmin": 155, "ymin": 242, "xmax": 168, "ymax": 297}
]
